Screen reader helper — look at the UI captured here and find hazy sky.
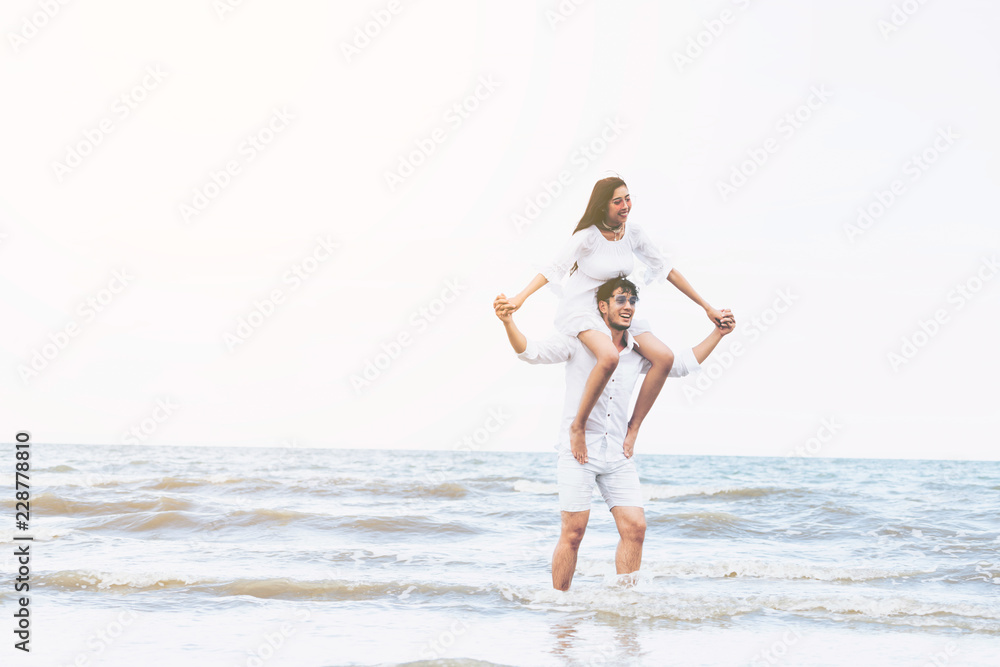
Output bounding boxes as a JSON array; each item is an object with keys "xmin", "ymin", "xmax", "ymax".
[{"xmin": 3, "ymin": 1, "xmax": 998, "ymax": 460}]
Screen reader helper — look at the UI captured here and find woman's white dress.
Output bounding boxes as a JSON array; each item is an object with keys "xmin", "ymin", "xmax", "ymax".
[{"xmin": 540, "ymin": 222, "xmax": 672, "ymax": 337}]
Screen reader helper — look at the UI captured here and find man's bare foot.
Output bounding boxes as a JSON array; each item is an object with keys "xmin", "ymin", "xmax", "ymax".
[
  {"xmin": 614, "ymin": 572, "xmax": 640, "ymax": 588},
  {"xmin": 570, "ymin": 424, "xmax": 587, "ymax": 464},
  {"xmin": 623, "ymin": 422, "xmax": 639, "ymax": 458}
]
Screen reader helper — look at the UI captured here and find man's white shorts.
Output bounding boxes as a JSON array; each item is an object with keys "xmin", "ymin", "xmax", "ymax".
[{"xmin": 557, "ymin": 454, "xmax": 644, "ymax": 512}]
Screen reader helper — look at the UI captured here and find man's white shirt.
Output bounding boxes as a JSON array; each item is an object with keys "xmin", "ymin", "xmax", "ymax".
[{"xmin": 517, "ymin": 323, "xmax": 701, "ymax": 463}]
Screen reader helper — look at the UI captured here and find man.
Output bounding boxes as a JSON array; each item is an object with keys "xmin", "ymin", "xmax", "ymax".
[{"xmin": 494, "ymin": 276, "xmax": 734, "ymax": 590}]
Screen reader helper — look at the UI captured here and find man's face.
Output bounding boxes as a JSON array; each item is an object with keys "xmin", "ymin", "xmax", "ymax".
[{"xmin": 599, "ymin": 287, "xmax": 638, "ymax": 331}]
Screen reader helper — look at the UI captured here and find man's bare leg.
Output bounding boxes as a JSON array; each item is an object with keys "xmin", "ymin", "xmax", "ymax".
[
  {"xmin": 552, "ymin": 510, "xmax": 590, "ymax": 591},
  {"xmin": 610, "ymin": 506, "xmax": 646, "ymax": 584}
]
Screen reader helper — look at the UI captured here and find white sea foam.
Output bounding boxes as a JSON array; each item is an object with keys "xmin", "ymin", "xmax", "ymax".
[
  {"xmin": 575, "ymin": 557, "xmax": 938, "ymax": 582},
  {"xmin": 500, "ymin": 582, "xmax": 1000, "ymax": 629},
  {"xmin": 512, "ymin": 480, "xmax": 559, "ymax": 495}
]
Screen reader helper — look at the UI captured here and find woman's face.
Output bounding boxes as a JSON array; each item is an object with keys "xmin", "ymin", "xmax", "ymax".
[{"xmin": 605, "ymin": 186, "xmax": 630, "ymax": 226}]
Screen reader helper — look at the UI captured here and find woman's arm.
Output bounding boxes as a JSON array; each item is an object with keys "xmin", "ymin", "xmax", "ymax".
[
  {"xmin": 667, "ymin": 268, "xmax": 725, "ymax": 326},
  {"xmin": 505, "ymin": 273, "xmax": 548, "ymax": 313},
  {"xmin": 504, "ymin": 229, "xmax": 594, "ymax": 314}
]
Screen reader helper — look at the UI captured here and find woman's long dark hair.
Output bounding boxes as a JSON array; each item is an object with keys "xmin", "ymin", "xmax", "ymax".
[
  {"xmin": 569, "ymin": 176, "xmax": 626, "ymax": 275},
  {"xmin": 573, "ymin": 176, "xmax": 626, "ymax": 233}
]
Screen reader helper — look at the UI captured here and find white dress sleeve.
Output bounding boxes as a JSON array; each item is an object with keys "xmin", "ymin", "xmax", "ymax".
[
  {"xmin": 630, "ymin": 223, "xmax": 672, "ymax": 286},
  {"xmin": 539, "ymin": 228, "xmax": 598, "ymax": 285}
]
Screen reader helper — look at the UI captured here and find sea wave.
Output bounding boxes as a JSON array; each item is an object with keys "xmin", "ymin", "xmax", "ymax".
[
  {"xmin": 356, "ymin": 481, "xmax": 469, "ymax": 499},
  {"xmin": 648, "ymin": 510, "xmax": 746, "ymax": 529},
  {"xmin": 35, "ymin": 570, "xmax": 486, "ymax": 600},
  {"xmin": 644, "ymin": 484, "xmax": 791, "ymax": 500},
  {"xmin": 511, "ymin": 480, "xmax": 791, "ymax": 501},
  {"xmin": 141, "ymin": 475, "xmax": 275, "ymax": 490},
  {"xmin": 3, "ymin": 492, "xmax": 193, "ymax": 516},
  {"xmin": 37, "ymin": 464, "xmax": 77, "ymax": 473},
  {"xmin": 83, "ymin": 510, "xmax": 205, "ymax": 532},
  {"xmin": 0, "ymin": 526, "xmax": 75, "ymax": 543},
  {"xmin": 33, "ymin": 568, "xmax": 1000, "ymax": 631},
  {"xmin": 576, "ymin": 557, "xmax": 937, "ymax": 582},
  {"xmin": 335, "ymin": 516, "xmax": 480, "ymax": 535},
  {"xmin": 501, "ymin": 583, "xmax": 1000, "ymax": 631}
]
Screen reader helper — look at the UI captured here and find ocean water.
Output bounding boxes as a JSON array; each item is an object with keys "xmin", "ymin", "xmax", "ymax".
[{"xmin": 3, "ymin": 443, "xmax": 999, "ymax": 666}]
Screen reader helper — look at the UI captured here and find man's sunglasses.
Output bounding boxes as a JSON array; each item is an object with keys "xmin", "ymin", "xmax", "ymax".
[{"xmin": 611, "ymin": 295, "xmax": 638, "ymax": 306}]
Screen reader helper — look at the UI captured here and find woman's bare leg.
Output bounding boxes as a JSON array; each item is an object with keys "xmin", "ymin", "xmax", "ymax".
[
  {"xmin": 625, "ymin": 332, "xmax": 674, "ymax": 456},
  {"xmin": 571, "ymin": 330, "xmax": 619, "ymax": 464}
]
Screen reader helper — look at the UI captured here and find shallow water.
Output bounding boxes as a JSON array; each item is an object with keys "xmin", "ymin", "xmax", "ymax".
[{"xmin": 5, "ymin": 444, "xmax": 999, "ymax": 666}]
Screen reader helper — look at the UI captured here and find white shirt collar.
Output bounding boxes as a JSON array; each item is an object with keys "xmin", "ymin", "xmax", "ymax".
[{"xmin": 599, "ymin": 318, "xmax": 638, "ymax": 355}]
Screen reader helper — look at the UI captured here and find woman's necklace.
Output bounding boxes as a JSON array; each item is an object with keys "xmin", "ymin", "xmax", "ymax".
[{"xmin": 598, "ymin": 219, "xmax": 624, "ymax": 241}]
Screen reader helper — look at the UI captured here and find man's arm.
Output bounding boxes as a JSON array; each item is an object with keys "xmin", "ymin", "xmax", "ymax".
[
  {"xmin": 692, "ymin": 310, "xmax": 735, "ymax": 363},
  {"xmin": 643, "ymin": 312, "xmax": 736, "ymax": 377},
  {"xmin": 494, "ymin": 294, "xmax": 573, "ymax": 363},
  {"xmin": 494, "ymin": 294, "xmax": 527, "ymax": 353},
  {"xmin": 691, "ymin": 329, "xmax": 724, "ymax": 365}
]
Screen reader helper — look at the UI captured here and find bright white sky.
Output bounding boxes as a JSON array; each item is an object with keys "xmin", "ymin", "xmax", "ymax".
[{"xmin": 2, "ymin": 1, "xmax": 998, "ymax": 460}]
